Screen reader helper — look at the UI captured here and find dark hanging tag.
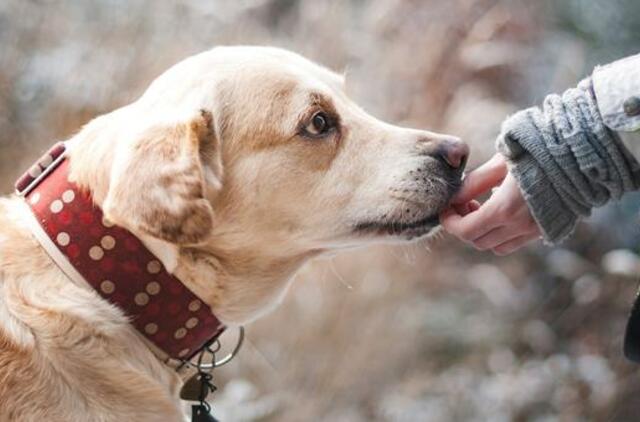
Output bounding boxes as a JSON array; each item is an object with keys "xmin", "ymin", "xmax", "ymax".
[
  {"xmin": 183, "ymin": 370, "xmax": 218, "ymax": 421},
  {"xmin": 181, "ymin": 373, "xmax": 215, "ymax": 401},
  {"xmin": 183, "ymin": 336, "xmax": 233, "ymax": 422},
  {"xmin": 192, "ymin": 404, "xmax": 219, "ymax": 422}
]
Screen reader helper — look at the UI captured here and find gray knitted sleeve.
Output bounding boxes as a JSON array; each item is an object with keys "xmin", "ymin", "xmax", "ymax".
[{"xmin": 496, "ymin": 78, "xmax": 640, "ymax": 244}]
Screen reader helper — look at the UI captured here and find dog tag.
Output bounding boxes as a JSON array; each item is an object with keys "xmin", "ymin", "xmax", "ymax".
[
  {"xmin": 192, "ymin": 404, "xmax": 219, "ymax": 422},
  {"xmin": 180, "ymin": 373, "xmax": 216, "ymax": 401}
]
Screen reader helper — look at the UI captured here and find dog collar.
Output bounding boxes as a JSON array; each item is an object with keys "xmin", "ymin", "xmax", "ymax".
[{"xmin": 15, "ymin": 142, "xmax": 225, "ymax": 363}]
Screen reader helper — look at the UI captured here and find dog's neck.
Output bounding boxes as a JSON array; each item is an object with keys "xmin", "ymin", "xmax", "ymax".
[{"xmin": 175, "ymin": 242, "xmax": 319, "ymax": 323}]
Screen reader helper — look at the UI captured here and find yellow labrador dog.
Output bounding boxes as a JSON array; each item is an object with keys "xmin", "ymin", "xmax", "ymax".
[{"xmin": 0, "ymin": 46, "xmax": 467, "ymax": 421}]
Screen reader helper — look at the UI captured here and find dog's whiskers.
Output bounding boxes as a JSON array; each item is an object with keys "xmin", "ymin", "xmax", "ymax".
[{"xmin": 328, "ymin": 258, "xmax": 353, "ymax": 291}]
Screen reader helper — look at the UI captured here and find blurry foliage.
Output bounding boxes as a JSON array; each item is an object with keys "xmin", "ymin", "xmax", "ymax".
[
  {"xmin": 551, "ymin": 0, "xmax": 640, "ymax": 65},
  {"xmin": 2, "ymin": 1, "xmax": 640, "ymax": 421}
]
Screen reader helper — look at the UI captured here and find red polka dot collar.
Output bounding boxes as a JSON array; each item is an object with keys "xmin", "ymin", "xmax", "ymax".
[{"xmin": 15, "ymin": 142, "xmax": 225, "ymax": 363}]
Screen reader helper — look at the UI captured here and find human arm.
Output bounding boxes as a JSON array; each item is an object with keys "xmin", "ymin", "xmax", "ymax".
[{"xmin": 441, "ymin": 53, "xmax": 640, "ymax": 252}]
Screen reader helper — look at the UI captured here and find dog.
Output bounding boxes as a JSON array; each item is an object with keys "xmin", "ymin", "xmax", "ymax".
[{"xmin": 0, "ymin": 46, "xmax": 468, "ymax": 421}]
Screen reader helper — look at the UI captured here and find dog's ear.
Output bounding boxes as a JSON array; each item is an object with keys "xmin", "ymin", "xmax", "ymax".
[{"xmin": 103, "ymin": 110, "xmax": 222, "ymax": 245}]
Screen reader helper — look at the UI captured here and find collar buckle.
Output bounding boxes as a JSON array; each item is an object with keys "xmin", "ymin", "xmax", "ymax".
[{"xmin": 15, "ymin": 142, "xmax": 67, "ymax": 197}]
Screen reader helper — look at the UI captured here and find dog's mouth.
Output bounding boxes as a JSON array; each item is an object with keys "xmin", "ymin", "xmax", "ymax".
[
  {"xmin": 354, "ymin": 213, "xmax": 441, "ymax": 239},
  {"xmin": 354, "ymin": 176, "xmax": 462, "ymax": 239}
]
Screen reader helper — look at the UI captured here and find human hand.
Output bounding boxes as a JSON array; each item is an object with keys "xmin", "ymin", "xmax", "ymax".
[{"xmin": 439, "ymin": 154, "xmax": 541, "ymax": 255}]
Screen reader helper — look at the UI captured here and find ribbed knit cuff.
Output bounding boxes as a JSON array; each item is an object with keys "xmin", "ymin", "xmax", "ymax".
[
  {"xmin": 496, "ymin": 110, "xmax": 580, "ymax": 244},
  {"xmin": 506, "ymin": 151, "xmax": 579, "ymax": 244},
  {"xmin": 496, "ymin": 77, "xmax": 640, "ymax": 245}
]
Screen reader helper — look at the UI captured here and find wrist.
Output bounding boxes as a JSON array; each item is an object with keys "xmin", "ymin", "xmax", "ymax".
[{"xmin": 503, "ymin": 151, "xmax": 578, "ymax": 244}]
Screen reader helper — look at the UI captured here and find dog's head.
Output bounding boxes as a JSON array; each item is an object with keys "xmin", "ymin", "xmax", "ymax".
[{"xmin": 71, "ymin": 46, "xmax": 467, "ymax": 322}]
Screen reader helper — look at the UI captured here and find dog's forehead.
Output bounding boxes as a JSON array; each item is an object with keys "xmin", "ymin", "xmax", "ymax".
[
  {"xmin": 141, "ymin": 47, "xmax": 346, "ymax": 114},
  {"xmin": 210, "ymin": 46, "xmax": 345, "ymax": 95},
  {"xmin": 243, "ymin": 47, "xmax": 339, "ymax": 80}
]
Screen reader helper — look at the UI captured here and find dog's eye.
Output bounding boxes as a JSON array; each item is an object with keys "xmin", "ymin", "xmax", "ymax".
[{"xmin": 303, "ymin": 112, "xmax": 332, "ymax": 137}]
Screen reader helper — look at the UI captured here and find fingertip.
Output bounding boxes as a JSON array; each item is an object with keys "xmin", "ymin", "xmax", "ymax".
[
  {"xmin": 468, "ymin": 200, "xmax": 481, "ymax": 212},
  {"xmin": 452, "ymin": 158, "xmax": 508, "ymax": 204},
  {"xmin": 453, "ymin": 202, "xmax": 471, "ymax": 216}
]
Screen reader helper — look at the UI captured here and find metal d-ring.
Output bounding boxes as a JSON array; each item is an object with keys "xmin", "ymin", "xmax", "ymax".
[{"xmin": 196, "ymin": 326, "xmax": 245, "ymax": 371}]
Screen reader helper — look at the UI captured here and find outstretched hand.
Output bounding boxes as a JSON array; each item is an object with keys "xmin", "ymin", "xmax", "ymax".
[{"xmin": 439, "ymin": 154, "xmax": 541, "ymax": 255}]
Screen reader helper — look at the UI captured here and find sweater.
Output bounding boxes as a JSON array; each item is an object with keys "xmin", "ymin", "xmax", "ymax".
[{"xmin": 496, "ymin": 53, "xmax": 640, "ymax": 244}]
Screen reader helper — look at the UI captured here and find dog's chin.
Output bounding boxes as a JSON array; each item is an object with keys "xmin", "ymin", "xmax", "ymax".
[{"xmin": 354, "ymin": 214, "xmax": 441, "ymax": 241}]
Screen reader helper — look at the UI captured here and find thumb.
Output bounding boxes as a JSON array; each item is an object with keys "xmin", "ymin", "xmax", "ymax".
[{"xmin": 452, "ymin": 153, "xmax": 508, "ymax": 204}]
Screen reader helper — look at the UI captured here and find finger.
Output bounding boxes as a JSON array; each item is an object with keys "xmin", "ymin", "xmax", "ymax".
[
  {"xmin": 439, "ymin": 206, "xmax": 458, "ymax": 224},
  {"xmin": 468, "ymin": 200, "xmax": 481, "ymax": 212},
  {"xmin": 492, "ymin": 233, "xmax": 540, "ymax": 256},
  {"xmin": 473, "ymin": 226, "xmax": 526, "ymax": 251},
  {"xmin": 440, "ymin": 202, "xmax": 501, "ymax": 241},
  {"xmin": 452, "ymin": 154, "xmax": 507, "ymax": 204},
  {"xmin": 452, "ymin": 200, "xmax": 481, "ymax": 216}
]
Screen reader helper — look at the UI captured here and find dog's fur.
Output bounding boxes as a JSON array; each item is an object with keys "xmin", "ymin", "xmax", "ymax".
[{"xmin": 0, "ymin": 47, "xmax": 464, "ymax": 421}]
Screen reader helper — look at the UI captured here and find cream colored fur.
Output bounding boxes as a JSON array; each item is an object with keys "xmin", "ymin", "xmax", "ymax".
[{"xmin": 0, "ymin": 46, "xmax": 463, "ymax": 421}]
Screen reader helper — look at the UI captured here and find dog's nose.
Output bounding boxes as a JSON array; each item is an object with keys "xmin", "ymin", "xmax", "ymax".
[{"xmin": 436, "ymin": 138, "xmax": 469, "ymax": 170}]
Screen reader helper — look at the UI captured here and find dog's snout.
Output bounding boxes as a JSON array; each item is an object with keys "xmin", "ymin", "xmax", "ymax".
[{"xmin": 435, "ymin": 138, "xmax": 469, "ymax": 170}]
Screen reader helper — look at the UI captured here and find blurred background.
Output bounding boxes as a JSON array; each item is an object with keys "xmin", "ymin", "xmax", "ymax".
[{"xmin": 2, "ymin": 0, "xmax": 640, "ymax": 420}]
